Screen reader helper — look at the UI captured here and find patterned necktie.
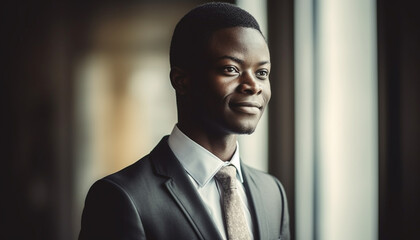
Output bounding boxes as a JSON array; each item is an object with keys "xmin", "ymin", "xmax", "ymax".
[{"xmin": 215, "ymin": 165, "xmax": 251, "ymax": 240}]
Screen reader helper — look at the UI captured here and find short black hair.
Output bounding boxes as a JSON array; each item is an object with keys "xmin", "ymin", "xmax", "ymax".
[{"xmin": 169, "ymin": 2, "xmax": 263, "ymax": 69}]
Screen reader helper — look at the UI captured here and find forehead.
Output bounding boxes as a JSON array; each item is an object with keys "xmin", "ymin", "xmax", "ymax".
[{"xmin": 205, "ymin": 27, "xmax": 270, "ymax": 61}]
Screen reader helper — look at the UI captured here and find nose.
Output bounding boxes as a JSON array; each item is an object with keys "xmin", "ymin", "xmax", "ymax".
[{"xmin": 238, "ymin": 71, "xmax": 262, "ymax": 95}]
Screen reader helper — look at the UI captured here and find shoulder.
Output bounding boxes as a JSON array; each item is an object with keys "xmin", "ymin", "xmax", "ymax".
[
  {"xmin": 104, "ymin": 154, "xmax": 154, "ymax": 187},
  {"xmin": 86, "ymin": 135, "xmax": 180, "ymax": 204},
  {"xmin": 80, "ymin": 160, "xmax": 149, "ymax": 239},
  {"xmin": 85, "ymin": 153, "xmax": 155, "ymax": 206},
  {"xmin": 98, "ymin": 155, "xmax": 168, "ymax": 201}
]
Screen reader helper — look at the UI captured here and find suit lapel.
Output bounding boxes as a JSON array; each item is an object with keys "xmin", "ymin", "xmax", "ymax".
[
  {"xmin": 242, "ymin": 164, "xmax": 269, "ymax": 240},
  {"xmin": 150, "ymin": 137, "xmax": 222, "ymax": 240}
]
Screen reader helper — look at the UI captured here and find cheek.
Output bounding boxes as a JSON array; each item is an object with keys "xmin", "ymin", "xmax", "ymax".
[
  {"xmin": 263, "ymin": 82, "xmax": 272, "ymax": 102},
  {"xmin": 207, "ymin": 78, "xmax": 233, "ymax": 99}
]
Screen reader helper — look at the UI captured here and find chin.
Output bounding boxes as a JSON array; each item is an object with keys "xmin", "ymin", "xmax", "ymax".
[
  {"xmin": 206, "ymin": 114, "xmax": 261, "ymax": 135},
  {"xmin": 239, "ymin": 128, "xmax": 256, "ymax": 135},
  {"xmin": 225, "ymin": 121, "xmax": 258, "ymax": 135},
  {"xmin": 238, "ymin": 126, "xmax": 257, "ymax": 135}
]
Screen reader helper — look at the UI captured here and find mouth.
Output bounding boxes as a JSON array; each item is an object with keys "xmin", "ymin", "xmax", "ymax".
[{"xmin": 230, "ymin": 101, "xmax": 262, "ymax": 115}]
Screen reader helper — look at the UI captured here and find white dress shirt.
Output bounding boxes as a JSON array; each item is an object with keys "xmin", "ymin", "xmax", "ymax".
[{"xmin": 168, "ymin": 125, "xmax": 254, "ymax": 240}]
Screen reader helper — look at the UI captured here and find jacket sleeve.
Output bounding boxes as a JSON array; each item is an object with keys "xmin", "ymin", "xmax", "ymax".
[{"xmin": 79, "ymin": 179, "xmax": 146, "ymax": 240}]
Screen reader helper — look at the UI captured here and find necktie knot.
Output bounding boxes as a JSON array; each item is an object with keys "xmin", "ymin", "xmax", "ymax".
[{"xmin": 215, "ymin": 165, "xmax": 237, "ymax": 190}]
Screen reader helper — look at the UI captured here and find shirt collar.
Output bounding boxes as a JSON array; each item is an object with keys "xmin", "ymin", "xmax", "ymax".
[{"xmin": 168, "ymin": 125, "xmax": 243, "ymax": 187}]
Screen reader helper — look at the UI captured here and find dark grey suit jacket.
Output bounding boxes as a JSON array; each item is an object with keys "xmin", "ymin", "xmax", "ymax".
[{"xmin": 79, "ymin": 137, "xmax": 290, "ymax": 240}]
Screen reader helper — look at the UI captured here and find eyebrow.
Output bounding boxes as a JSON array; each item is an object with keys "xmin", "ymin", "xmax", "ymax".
[{"xmin": 217, "ymin": 55, "xmax": 270, "ymax": 66}]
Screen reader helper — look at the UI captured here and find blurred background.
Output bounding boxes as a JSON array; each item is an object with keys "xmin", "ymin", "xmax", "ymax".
[{"xmin": 2, "ymin": 0, "xmax": 419, "ymax": 239}]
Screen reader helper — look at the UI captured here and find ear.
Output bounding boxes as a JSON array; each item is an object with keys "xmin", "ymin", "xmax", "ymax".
[{"xmin": 170, "ymin": 67, "xmax": 190, "ymax": 95}]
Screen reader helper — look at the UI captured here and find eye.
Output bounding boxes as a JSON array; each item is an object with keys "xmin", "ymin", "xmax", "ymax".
[
  {"xmin": 256, "ymin": 69, "xmax": 269, "ymax": 79},
  {"xmin": 222, "ymin": 66, "xmax": 239, "ymax": 75}
]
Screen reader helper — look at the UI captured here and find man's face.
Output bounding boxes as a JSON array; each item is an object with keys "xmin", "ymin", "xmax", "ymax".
[{"xmin": 190, "ymin": 27, "xmax": 271, "ymax": 135}]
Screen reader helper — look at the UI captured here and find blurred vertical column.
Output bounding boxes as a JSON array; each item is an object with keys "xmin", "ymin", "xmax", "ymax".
[
  {"xmin": 294, "ymin": 0, "xmax": 315, "ymax": 239},
  {"xmin": 378, "ymin": 0, "xmax": 420, "ymax": 239},
  {"xmin": 267, "ymin": 0, "xmax": 296, "ymax": 238},
  {"xmin": 295, "ymin": 0, "xmax": 378, "ymax": 240}
]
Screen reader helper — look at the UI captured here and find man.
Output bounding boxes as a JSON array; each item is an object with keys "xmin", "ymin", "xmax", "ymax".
[{"xmin": 79, "ymin": 3, "xmax": 290, "ymax": 240}]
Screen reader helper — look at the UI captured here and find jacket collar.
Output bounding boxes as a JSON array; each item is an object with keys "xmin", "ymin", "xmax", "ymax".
[
  {"xmin": 168, "ymin": 125, "xmax": 244, "ymax": 187},
  {"xmin": 150, "ymin": 136, "xmax": 223, "ymax": 240}
]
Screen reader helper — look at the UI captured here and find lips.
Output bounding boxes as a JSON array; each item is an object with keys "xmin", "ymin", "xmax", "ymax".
[{"xmin": 230, "ymin": 101, "xmax": 262, "ymax": 115}]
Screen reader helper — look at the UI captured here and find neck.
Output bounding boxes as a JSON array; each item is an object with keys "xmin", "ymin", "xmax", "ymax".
[{"xmin": 177, "ymin": 122, "xmax": 237, "ymax": 162}]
